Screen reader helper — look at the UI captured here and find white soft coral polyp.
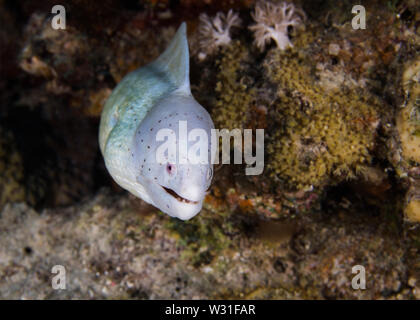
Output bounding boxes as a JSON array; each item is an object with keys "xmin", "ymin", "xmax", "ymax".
[
  {"xmin": 249, "ymin": 1, "xmax": 305, "ymax": 51},
  {"xmin": 197, "ymin": 9, "xmax": 241, "ymax": 59}
]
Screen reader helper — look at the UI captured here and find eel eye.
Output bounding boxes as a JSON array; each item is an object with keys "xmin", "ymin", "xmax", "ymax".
[{"xmin": 166, "ymin": 163, "xmax": 176, "ymax": 176}]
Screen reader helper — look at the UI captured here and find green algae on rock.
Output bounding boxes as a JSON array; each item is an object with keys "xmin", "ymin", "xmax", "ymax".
[
  {"xmin": 265, "ymin": 49, "xmax": 381, "ymax": 191},
  {"xmin": 396, "ymin": 56, "xmax": 420, "ymax": 223},
  {"xmin": 397, "ymin": 56, "xmax": 420, "ymax": 165},
  {"xmin": 212, "ymin": 40, "xmax": 257, "ymax": 131}
]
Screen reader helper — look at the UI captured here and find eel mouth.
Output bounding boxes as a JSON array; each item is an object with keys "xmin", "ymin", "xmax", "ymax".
[{"xmin": 161, "ymin": 186, "xmax": 199, "ymax": 204}]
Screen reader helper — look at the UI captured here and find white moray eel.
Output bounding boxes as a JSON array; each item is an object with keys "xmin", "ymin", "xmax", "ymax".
[{"xmin": 99, "ymin": 23, "xmax": 215, "ymax": 220}]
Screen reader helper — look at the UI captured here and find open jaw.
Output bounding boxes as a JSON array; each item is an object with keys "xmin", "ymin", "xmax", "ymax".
[{"xmin": 161, "ymin": 186, "xmax": 199, "ymax": 204}]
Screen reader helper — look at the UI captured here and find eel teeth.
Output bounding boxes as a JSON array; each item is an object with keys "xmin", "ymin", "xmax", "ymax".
[{"xmin": 161, "ymin": 186, "xmax": 199, "ymax": 204}]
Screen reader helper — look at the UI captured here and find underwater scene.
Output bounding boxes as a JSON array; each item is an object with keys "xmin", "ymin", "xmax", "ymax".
[{"xmin": 0, "ymin": 0, "xmax": 420, "ymax": 300}]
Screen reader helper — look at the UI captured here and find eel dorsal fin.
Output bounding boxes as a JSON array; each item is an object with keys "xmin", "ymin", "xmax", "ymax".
[{"xmin": 152, "ymin": 22, "xmax": 191, "ymax": 95}]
